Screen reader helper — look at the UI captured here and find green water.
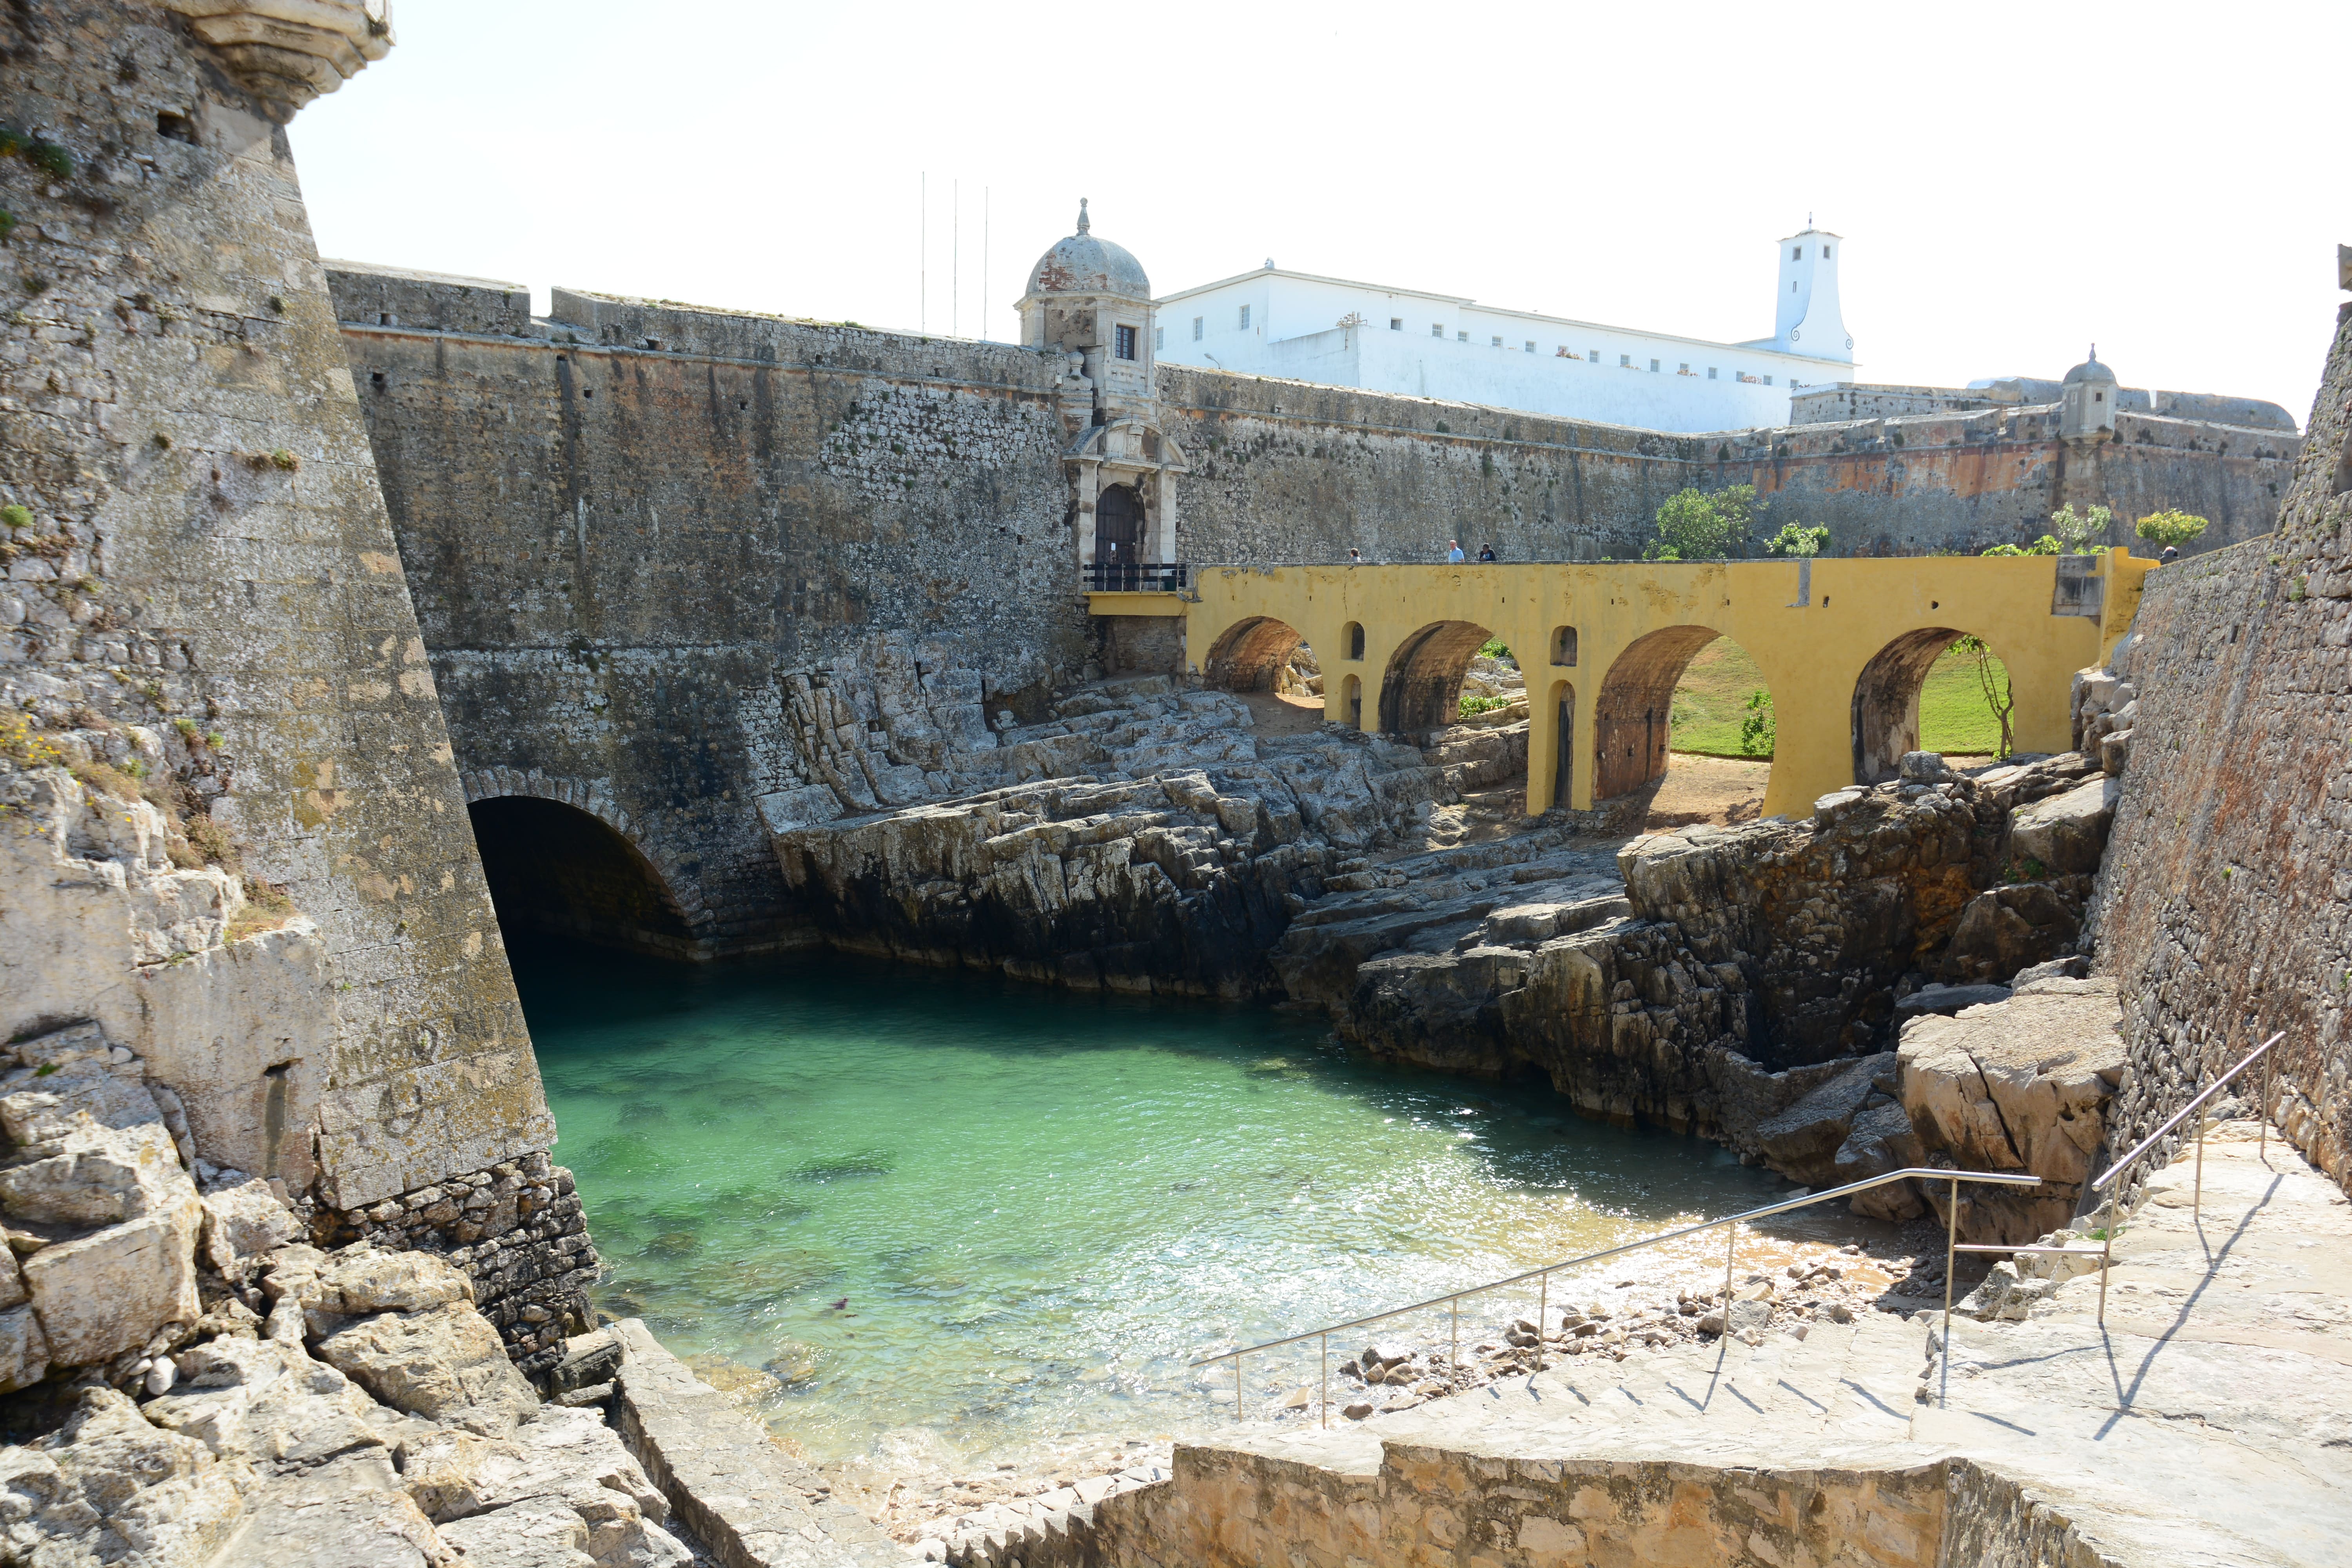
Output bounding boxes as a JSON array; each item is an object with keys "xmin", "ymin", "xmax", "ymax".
[{"xmin": 520, "ymin": 938, "xmax": 1789, "ymax": 1467}]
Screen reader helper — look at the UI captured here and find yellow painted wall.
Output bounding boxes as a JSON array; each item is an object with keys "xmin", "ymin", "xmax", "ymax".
[{"xmin": 1121, "ymin": 550, "xmax": 2153, "ymax": 820}]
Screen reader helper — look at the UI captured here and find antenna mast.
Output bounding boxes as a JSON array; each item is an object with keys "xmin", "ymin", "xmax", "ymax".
[
  {"xmin": 920, "ymin": 172, "xmax": 926, "ymax": 336},
  {"xmin": 952, "ymin": 178, "xmax": 960, "ymax": 338}
]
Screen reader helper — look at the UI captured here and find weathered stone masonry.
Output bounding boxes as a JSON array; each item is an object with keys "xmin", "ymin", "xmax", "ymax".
[
  {"xmin": 2088, "ymin": 298, "xmax": 2352, "ymax": 1194},
  {"xmin": 0, "ymin": 4, "xmax": 584, "ymax": 1366},
  {"xmin": 329, "ymin": 266, "xmax": 1092, "ymax": 956}
]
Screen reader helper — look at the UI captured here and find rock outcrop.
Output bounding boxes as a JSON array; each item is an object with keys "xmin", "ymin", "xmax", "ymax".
[
  {"xmin": 775, "ymin": 681, "xmax": 1460, "ymax": 996},
  {"xmin": 1892, "ymin": 978, "xmax": 2128, "ymax": 1241}
]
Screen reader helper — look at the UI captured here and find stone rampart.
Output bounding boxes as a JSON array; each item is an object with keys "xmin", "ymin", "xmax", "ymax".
[
  {"xmin": 2087, "ymin": 300, "xmax": 2352, "ymax": 1192},
  {"xmin": 1158, "ymin": 367, "xmax": 2291, "ymax": 565},
  {"xmin": 330, "ymin": 269, "xmax": 1091, "ymax": 953},
  {"xmin": 0, "ymin": 3, "xmax": 581, "ymax": 1361}
]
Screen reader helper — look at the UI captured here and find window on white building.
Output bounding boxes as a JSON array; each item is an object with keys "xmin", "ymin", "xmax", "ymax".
[
  {"xmin": 1115, "ymin": 324, "xmax": 1137, "ymax": 361},
  {"xmin": 1155, "ymin": 326, "xmax": 1165, "ymax": 351},
  {"xmin": 1763, "ymin": 375, "xmax": 1774, "ymax": 386},
  {"xmin": 1791, "ymin": 245, "xmax": 1802, "ymax": 260},
  {"xmin": 1457, "ymin": 330, "xmax": 1468, "ymax": 342},
  {"xmin": 1239, "ymin": 305, "xmax": 1251, "ymax": 330},
  {"xmin": 1619, "ymin": 353, "xmax": 1631, "ymax": 367},
  {"xmin": 1822, "ymin": 245, "xmax": 1831, "ymax": 258},
  {"xmin": 1649, "ymin": 359, "xmax": 1660, "ymax": 372},
  {"xmin": 1707, "ymin": 367, "xmax": 1717, "ymax": 379},
  {"xmin": 1679, "ymin": 362, "xmax": 1690, "ymax": 374},
  {"xmin": 1192, "ymin": 316, "xmax": 1203, "ymax": 341},
  {"xmin": 1432, "ymin": 323, "xmax": 1444, "ymax": 338},
  {"xmin": 1524, "ymin": 340, "xmax": 1535, "ymax": 353},
  {"xmin": 1590, "ymin": 348, "xmax": 1599, "ymax": 362},
  {"xmin": 1390, "ymin": 318, "xmax": 1403, "ymax": 330},
  {"xmin": 1491, "ymin": 335, "xmax": 1503, "ymax": 347}
]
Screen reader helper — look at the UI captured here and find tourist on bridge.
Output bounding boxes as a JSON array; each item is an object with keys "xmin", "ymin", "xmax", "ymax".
[
  {"xmin": 1347, "ymin": 548, "xmax": 1363, "ymax": 565},
  {"xmin": 1478, "ymin": 543, "xmax": 1497, "ymax": 561},
  {"xmin": 1447, "ymin": 539, "xmax": 1465, "ymax": 563}
]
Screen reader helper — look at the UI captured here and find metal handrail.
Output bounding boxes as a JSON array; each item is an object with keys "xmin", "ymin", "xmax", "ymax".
[
  {"xmin": 2066, "ymin": 1029, "xmax": 2288, "ymax": 1322},
  {"xmin": 1191, "ymin": 1165, "xmax": 2043, "ymax": 1426}
]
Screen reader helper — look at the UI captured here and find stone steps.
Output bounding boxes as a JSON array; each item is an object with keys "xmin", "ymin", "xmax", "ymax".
[
  {"xmin": 911, "ymin": 1463, "xmax": 1168, "ymax": 1565},
  {"xmin": 1067, "ymin": 1129, "xmax": 2352, "ymax": 1566}
]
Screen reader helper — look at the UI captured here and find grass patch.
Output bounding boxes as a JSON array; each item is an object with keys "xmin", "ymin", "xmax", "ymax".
[
  {"xmin": 224, "ymin": 876, "xmax": 296, "ymax": 943},
  {"xmin": 1458, "ymin": 693, "xmax": 1513, "ymax": 719},
  {"xmin": 1667, "ymin": 639, "xmax": 2013, "ymax": 759}
]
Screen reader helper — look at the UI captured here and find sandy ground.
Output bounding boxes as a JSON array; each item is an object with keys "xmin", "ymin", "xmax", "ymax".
[
  {"xmin": 1239, "ymin": 689, "xmax": 1333, "ymax": 738},
  {"xmin": 1644, "ymin": 753, "xmax": 1774, "ymax": 829}
]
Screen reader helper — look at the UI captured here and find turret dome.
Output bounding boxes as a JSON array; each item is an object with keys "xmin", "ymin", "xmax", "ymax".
[
  {"xmin": 2062, "ymin": 347, "xmax": 2116, "ymax": 387},
  {"xmin": 1025, "ymin": 200, "xmax": 1149, "ymax": 300}
]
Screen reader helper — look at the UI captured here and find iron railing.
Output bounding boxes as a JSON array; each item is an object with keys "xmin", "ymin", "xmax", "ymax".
[
  {"xmin": 1190, "ymin": 1166, "xmax": 2043, "ymax": 1426},
  {"xmin": 1083, "ymin": 561, "xmax": 1188, "ymax": 592}
]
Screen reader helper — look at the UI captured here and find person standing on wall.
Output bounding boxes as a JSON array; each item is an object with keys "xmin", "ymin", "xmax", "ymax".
[
  {"xmin": 1477, "ymin": 543, "xmax": 1497, "ymax": 562},
  {"xmin": 1348, "ymin": 548, "xmax": 1363, "ymax": 566},
  {"xmin": 1447, "ymin": 539, "xmax": 1465, "ymax": 563}
]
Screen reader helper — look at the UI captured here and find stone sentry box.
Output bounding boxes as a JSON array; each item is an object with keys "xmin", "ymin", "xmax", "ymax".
[{"xmin": 1019, "ymin": 202, "xmax": 1190, "ymax": 575}]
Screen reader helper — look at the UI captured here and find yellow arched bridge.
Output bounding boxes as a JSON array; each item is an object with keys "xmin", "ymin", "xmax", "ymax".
[{"xmin": 1089, "ymin": 551, "xmax": 2152, "ymax": 820}]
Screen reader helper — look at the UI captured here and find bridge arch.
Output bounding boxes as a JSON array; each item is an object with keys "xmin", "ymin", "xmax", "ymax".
[
  {"xmin": 1592, "ymin": 624, "xmax": 1777, "ymax": 800},
  {"xmin": 1850, "ymin": 628, "xmax": 2007, "ymax": 783},
  {"xmin": 1201, "ymin": 615, "xmax": 1306, "ymax": 692},
  {"xmin": 461, "ymin": 770, "xmax": 705, "ymax": 958},
  {"xmin": 1377, "ymin": 619, "xmax": 1492, "ymax": 735}
]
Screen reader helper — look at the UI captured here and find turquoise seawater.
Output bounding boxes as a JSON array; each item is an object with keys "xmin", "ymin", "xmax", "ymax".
[{"xmin": 519, "ymin": 938, "xmax": 1788, "ymax": 1465}]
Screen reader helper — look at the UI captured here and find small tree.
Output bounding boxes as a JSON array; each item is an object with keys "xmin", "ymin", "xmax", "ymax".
[
  {"xmin": 1649, "ymin": 484, "xmax": 1762, "ymax": 561},
  {"xmin": 2134, "ymin": 509, "xmax": 2210, "ymax": 552},
  {"xmin": 1738, "ymin": 689, "xmax": 1775, "ymax": 757},
  {"xmin": 1954, "ymin": 635, "xmax": 2015, "ymax": 758},
  {"xmin": 1761, "ymin": 522, "xmax": 1830, "ymax": 558},
  {"xmin": 2047, "ymin": 503, "xmax": 2112, "ymax": 554},
  {"xmin": 1981, "ymin": 535, "xmax": 2062, "ymax": 557}
]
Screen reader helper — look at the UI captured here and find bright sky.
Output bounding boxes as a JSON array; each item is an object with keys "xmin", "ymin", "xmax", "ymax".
[{"xmin": 292, "ymin": 1, "xmax": 2351, "ymax": 426}]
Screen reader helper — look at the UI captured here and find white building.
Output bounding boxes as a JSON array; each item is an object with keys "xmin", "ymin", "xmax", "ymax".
[{"xmin": 1152, "ymin": 226, "xmax": 1855, "ymax": 434}]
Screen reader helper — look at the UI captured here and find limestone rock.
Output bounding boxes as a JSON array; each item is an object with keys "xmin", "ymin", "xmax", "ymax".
[
  {"xmin": 2007, "ymin": 774, "xmax": 2120, "ymax": 876},
  {"xmin": 311, "ymin": 1299, "xmax": 541, "ymax": 1434},
  {"xmin": 22, "ymin": 1198, "xmax": 204, "ymax": 1365},
  {"xmin": 1896, "ymin": 979, "xmax": 2127, "ymax": 1242},
  {"xmin": 1751, "ymin": 1055, "xmax": 1890, "ymax": 1187},
  {"xmin": 0, "ymin": 1303, "xmax": 49, "ymax": 1393},
  {"xmin": 0, "ymin": 1119, "xmax": 192, "ymax": 1228},
  {"xmin": 0, "ymin": 1387, "xmax": 246, "ymax": 1568},
  {"xmin": 199, "ymin": 1176, "xmax": 306, "ymax": 1278},
  {"xmin": 1893, "ymin": 983, "xmax": 2012, "ymax": 1023},
  {"xmin": 143, "ymin": 1334, "xmax": 386, "ymax": 1474},
  {"xmin": 1835, "ymin": 1095, "xmax": 1927, "ymax": 1221},
  {"xmin": 1944, "ymin": 882, "xmax": 2082, "ymax": 984},
  {"xmin": 435, "ymin": 1497, "xmax": 597, "ymax": 1568},
  {"xmin": 209, "ymin": 1449, "xmax": 445, "ymax": 1568},
  {"xmin": 289, "ymin": 1242, "xmax": 478, "ymax": 1319}
]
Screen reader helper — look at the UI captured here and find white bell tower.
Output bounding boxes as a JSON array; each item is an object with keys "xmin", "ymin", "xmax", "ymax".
[{"xmin": 1769, "ymin": 221, "xmax": 1853, "ymax": 365}]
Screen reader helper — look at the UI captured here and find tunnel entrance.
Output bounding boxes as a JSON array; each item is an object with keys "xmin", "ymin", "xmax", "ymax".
[
  {"xmin": 468, "ymin": 796, "xmax": 699, "ymax": 960},
  {"xmin": 1377, "ymin": 619, "xmax": 1492, "ymax": 735}
]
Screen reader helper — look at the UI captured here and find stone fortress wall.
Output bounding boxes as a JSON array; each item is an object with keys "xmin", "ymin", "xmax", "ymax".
[
  {"xmin": 2087, "ymin": 293, "xmax": 2352, "ymax": 1192},
  {"xmin": 325, "ymin": 269, "xmax": 1093, "ymax": 957},
  {"xmin": 328, "ymin": 262, "xmax": 2299, "ymax": 954},
  {"xmin": 1164, "ymin": 365, "xmax": 2297, "ymax": 564},
  {"xmin": 0, "ymin": 2, "xmax": 590, "ymax": 1379}
]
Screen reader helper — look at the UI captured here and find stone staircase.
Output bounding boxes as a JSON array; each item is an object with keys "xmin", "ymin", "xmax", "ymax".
[
  {"xmin": 924, "ymin": 1121, "xmax": 2352, "ymax": 1566},
  {"xmin": 912, "ymin": 1462, "xmax": 1169, "ymax": 1566}
]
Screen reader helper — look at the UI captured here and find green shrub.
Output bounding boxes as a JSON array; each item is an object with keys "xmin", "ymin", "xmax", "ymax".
[
  {"xmin": 1648, "ymin": 484, "xmax": 1764, "ymax": 561},
  {"xmin": 2134, "ymin": 509, "xmax": 2209, "ymax": 550},
  {"xmin": 1476, "ymin": 637, "xmax": 1514, "ymax": 663},
  {"xmin": 2047, "ymin": 503, "xmax": 2111, "ymax": 553},
  {"xmin": 1982, "ymin": 534, "xmax": 2062, "ymax": 557},
  {"xmin": 1737, "ymin": 689, "xmax": 1775, "ymax": 757},
  {"xmin": 0, "ymin": 504, "xmax": 30, "ymax": 530},
  {"xmin": 1760, "ymin": 523, "xmax": 1830, "ymax": 558}
]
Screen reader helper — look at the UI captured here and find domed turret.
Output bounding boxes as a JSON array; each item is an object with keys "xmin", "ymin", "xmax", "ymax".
[
  {"xmin": 1025, "ymin": 200, "xmax": 1150, "ymax": 301},
  {"xmin": 1018, "ymin": 198, "xmax": 1158, "ymax": 426},
  {"xmin": 2060, "ymin": 344, "xmax": 2118, "ymax": 441}
]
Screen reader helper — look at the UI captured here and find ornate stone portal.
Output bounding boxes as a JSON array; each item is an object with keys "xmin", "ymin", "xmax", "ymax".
[{"xmin": 1019, "ymin": 201, "xmax": 1189, "ymax": 579}]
